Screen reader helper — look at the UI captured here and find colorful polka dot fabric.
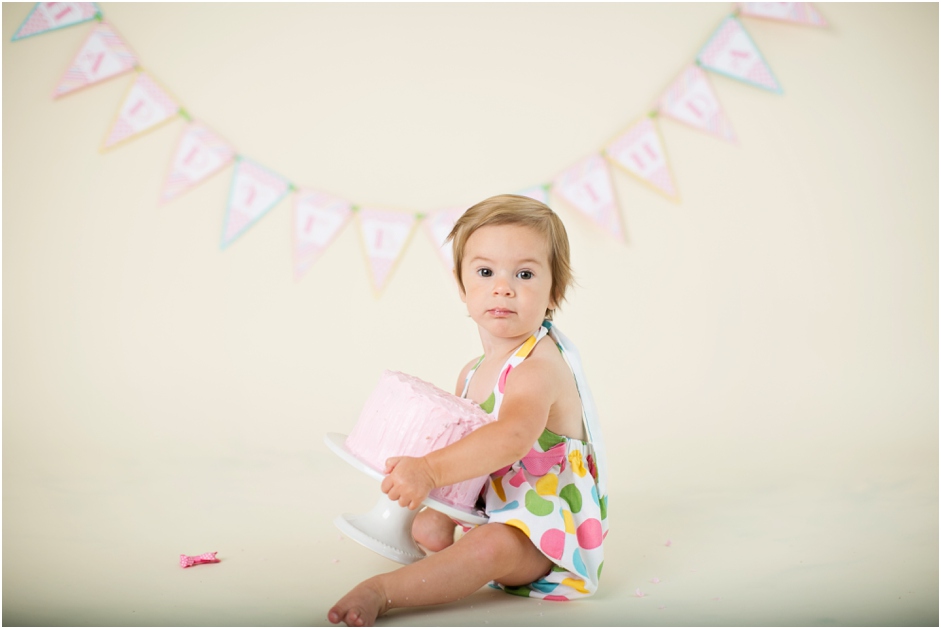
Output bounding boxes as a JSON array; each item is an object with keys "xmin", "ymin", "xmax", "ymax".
[{"xmin": 461, "ymin": 321, "xmax": 608, "ymax": 600}]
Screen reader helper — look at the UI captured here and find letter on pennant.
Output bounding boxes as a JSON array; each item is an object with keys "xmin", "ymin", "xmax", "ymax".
[
  {"xmin": 605, "ymin": 117, "xmax": 678, "ymax": 200},
  {"xmin": 53, "ymin": 21, "xmax": 137, "ymax": 98},
  {"xmin": 657, "ymin": 64, "xmax": 736, "ymax": 144},
  {"xmin": 357, "ymin": 209, "xmax": 417, "ymax": 295},
  {"xmin": 293, "ymin": 190, "xmax": 354, "ymax": 280},
  {"xmin": 13, "ymin": 3, "xmax": 100, "ymax": 41},
  {"xmin": 737, "ymin": 2, "xmax": 827, "ymax": 27},
  {"xmin": 552, "ymin": 155, "xmax": 624, "ymax": 242},
  {"xmin": 102, "ymin": 72, "xmax": 179, "ymax": 150},
  {"xmin": 221, "ymin": 159, "xmax": 290, "ymax": 249},
  {"xmin": 697, "ymin": 17, "xmax": 782, "ymax": 93},
  {"xmin": 161, "ymin": 122, "xmax": 235, "ymax": 202}
]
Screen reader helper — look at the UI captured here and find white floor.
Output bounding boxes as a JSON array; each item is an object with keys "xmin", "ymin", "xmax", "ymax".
[{"xmin": 3, "ymin": 434, "xmax": 937, "ymax": 626}]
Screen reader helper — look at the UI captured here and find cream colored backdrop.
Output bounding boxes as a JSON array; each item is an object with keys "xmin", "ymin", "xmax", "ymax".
[{"xmin": 3, "ymin": 3, "xmax": 937, "ymax": 626}]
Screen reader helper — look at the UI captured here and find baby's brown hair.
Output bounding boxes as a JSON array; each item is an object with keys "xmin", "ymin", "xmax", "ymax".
[{"xmin": 447, "ymin": 194, "xmax": 573, "ymax": 319}]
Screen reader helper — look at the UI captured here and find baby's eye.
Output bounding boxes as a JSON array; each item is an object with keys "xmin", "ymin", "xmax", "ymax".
[
  {"xmin": 517, "ymin": 270, "xmax": 534, "ymax": 280},
  {"xmin": 477, "ymin": 268, "xmax": 493, "ymax": 277}
]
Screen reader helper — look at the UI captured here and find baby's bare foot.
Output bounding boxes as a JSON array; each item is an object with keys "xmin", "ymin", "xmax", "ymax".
[{"xmin": 328, "ymin": 579, "xmax": 388, "ymax": 627}]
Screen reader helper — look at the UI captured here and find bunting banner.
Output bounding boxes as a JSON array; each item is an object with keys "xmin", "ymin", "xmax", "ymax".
[
  {"xmin": 657, "ymin": 64, "xmax": 737, "ymax": 144},
  {"xmin": 293, "ymin": 190, "xmax": 354, "ymax": 281},
  {"xmin": 356, "ymin": 209, "xmax": 418, "ymax": 294},
  {"xmin": 552, "ymin": 154, "xmax": 624, "ymax": 242},
  {"xmin": 53, "ymin": 21, "xmax": 136, "ymax": 98},
  {"xmin": 517, "ymin": 185, "xmax": 551, "ymax": 205},
  {"xmin": 605, "ymin": 116, "xmax": 679, "ymax": 201},
  {"xmin": 737, "ymin": 2, "xmax": 827, "ymax": 27},
  {"xmin": 221, "ymin": 158, "xmax": 291, "ymax": 249},
  {"xmin": 423, "ymin": 206, "xmax": 464, "ymax": 275},
  {"xmin": 160, "ymin": 121, "xmax": 236, "ymax": 203},
  {"xmin": 101, "ymin": 71, "xmax": 180, "ymax": 150},
  {"xmin": 12, "ymin": 1, "xmax": 832, "ymax": 294},
  {"xmin": 12, "ymin": 2, "xmax": 99, "ymax": 41},
  {"xmin": 698, "ymin": 16, "xmax": 782, "ymax": 93}
]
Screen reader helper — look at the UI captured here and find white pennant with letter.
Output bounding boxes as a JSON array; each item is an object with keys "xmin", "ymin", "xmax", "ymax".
[
  {"xmin": 552, "ymin": 154, "xmax": 624, "ymax": 242},
  {"xmin": 657, "ymin": 64, "xmax": 736, "ymax": 144},
  {"xmin": 357, "ymin": 209, "xmax": 418, "ymax": 295},
  {"xmin": 161, "ymin": 121, "xmax": 235, "ymax": 202},
  {"xmin": 53, "ymin": 21, "xmax": 136, "ymax": 98},
  {"xmin": 293, "ymin": 190, "xmax": 353, "ymax": 281},
  {"xmin": 605, "ymin": 116, "xmax": 678, "ymax": 200},
  {"xmin": 697, "ymin": 16, "xmax": 782, "ymax": 93},
  {"xmin": 13, "ymin": 2, "xmax": 100, "ymax": 41},
  {"xmin": 102, "ymin": 72, "xmax": 179, "ymax": 150},
  {"xmin": 221, "ymin": 158, "xmax": 290, "ymax": 249}
]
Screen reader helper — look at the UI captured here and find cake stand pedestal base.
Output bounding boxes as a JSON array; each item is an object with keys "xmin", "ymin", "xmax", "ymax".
[
  {"xmin": 334, "ymin": 492, "xmax": 426, "ymax": 564},
  {"xmin": 325, "ymin": 432, "xmax": 489, "ymax": 565}
]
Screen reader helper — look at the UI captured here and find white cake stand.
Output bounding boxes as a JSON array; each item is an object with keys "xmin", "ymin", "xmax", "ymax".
[{"xmin": 324, "ymin": 432, "xmax": 489, "ymax": 565}]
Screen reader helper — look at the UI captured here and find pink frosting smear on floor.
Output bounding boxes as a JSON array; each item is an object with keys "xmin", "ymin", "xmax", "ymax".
[{"xmin": 179, "ymin": 552, "xmax": 220, "ymax": 568}]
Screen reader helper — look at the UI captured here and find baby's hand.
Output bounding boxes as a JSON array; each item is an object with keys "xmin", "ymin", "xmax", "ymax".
[{"xmin": 381, "ymin": 456, "xmax": 436, "ymax": 510}]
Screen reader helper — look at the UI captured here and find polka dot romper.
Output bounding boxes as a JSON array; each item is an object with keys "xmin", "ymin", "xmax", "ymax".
[{"xmin": 461, "ymin": 320, "xmax": 608, "ymax": 600}]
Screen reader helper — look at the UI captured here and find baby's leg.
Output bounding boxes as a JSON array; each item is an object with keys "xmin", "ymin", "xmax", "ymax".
[
  {"xmin": 328, "ymin": 522, "xmax": 552, "ymax": 626},
  {"xmin": 411, "ymin": 508, "xmax": 457, "ymax": 552}
]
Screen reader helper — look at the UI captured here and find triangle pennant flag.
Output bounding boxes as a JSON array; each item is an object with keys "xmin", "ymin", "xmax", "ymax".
[
  {"xmin": 101, "ymin": 72, "xmax": 180, "ymax": 150},
  {"xmin": 13, "ymin": 2, "xmax": 100, "ymax": 41},
  {"xmin": 605, "ymin": 116, "xmax": 679, "ymax": 200},
  {"xmin": 657, "ymin": 64, "xmax": 737, "ymax": 144},
  {"xmin": 737, "ymin": 2, "xmax": 827, "ymax": 27},
  {"xmin": 53, "ymin": 21, "xmax": 137, "ymax": 98},
  {"xmin": 697, "ymin": 16, "xmax": 783, "ymax": 93},
  {"xmin": 293, "ymin": 190, "xmax": 354, "ymax": 281},
  {"xmin": 552, "ymin": 154, "xmax": 625, "ymax": 242},
  {"xmin": 221, "ymin": 158, "xmax": 291, "ymax": 249},
  {"xmin": 161, "ymin": 121, "xmax": 235, "ymax": 202},
  {"xmin": 356, "ymin": 208, "xmax": 418, "ymax": 295},
  {"xmin": 423, "ymin": 206, "xmax": 464, "ymax": 276},
  {"xmin": 516, "ymin": 184, "xmax": 551, "ymax": 205}
]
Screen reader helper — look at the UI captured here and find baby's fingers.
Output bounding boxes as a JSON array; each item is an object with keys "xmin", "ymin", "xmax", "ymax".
[{"xmin": 384, "ymin": 457, "xmax": 402, "ymax": 473}]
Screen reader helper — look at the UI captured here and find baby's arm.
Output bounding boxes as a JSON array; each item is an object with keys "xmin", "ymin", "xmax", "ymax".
[{"xmin": 381, "ymin": 355, "xmax": 556, "ymax": 509}]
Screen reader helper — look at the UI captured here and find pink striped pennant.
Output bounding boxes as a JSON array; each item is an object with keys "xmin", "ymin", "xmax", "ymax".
[
  {"xmin": 13, "ymin": 3, "xmax": 100, "ymax": 41},
  {"xmin": 657, "ymin": 64, "xmax": 736, "ymax": 144},
  {"xmin": 605, "ymin": 117, "xmax": 678, "ymax": 200},
  {"xmin": 102, "ymin": 72, "xmax": 179, "ymax": 150},
  {"xmin": 293, "ymin": 189, "xmax": 354, "ymax": 280},
  {"xmin": 698, "ymin": 17, "xmax": 782, "ymax": 93},
  {"xmin": 552, "ymin": 154, "xmax": 624, "ymax": 242},
  {"xmin": 357, "ymin": 208, "xmax": 418, "ymax": 295},
  {"xmin": 161, "ymin": 122, "xmax": 236, "ymax": 203},
  {"xmin": 53, "ymin": 21, "xmax": 136, "ymax": 98},
  {"xmin": 221, "ymin": 159, "xmax": 291, "ymax": 249}
]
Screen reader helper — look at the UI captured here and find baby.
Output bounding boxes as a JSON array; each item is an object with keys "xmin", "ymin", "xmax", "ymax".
[{"xmin": 328, "ymin": 194, "xmax": 608, "ymax": 626}]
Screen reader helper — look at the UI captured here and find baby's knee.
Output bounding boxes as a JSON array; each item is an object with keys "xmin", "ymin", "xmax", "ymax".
[
  {"xmin": 463, "ymin": 522, "xmax": 529, "ymax": 567},
  {"xmin": 412, "ymin": 508, "xmax": 456, "ymax": 553}
]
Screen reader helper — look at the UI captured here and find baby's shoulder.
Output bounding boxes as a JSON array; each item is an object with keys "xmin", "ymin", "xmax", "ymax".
[{"xmin": 522, "ymin": 335, "xmax": 572, "ymax": 382}]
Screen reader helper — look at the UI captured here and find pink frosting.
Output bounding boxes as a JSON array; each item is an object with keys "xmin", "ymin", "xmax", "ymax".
[{"xmin": 346, "ymin": 370, "xmax": 495, "ymax": 508}]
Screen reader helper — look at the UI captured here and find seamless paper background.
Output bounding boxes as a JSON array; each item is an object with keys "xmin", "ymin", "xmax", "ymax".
[{"xmin": 3, "ymin": 3, "xmax": 938, "ymax": 626}]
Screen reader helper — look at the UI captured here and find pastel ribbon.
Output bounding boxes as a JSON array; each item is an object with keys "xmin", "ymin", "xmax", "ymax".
[
  {"xmin": 180, "ymin": 552, "xmax": 219, "ymax": 568},
  {"xmin": 521, "ymin": 442, "xmax": 567, "ymax": 476}
]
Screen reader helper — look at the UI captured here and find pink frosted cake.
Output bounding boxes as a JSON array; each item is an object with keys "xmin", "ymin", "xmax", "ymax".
[{"xmin": 345, "ymin": 370, "xmax": 495, "ymax": 508}]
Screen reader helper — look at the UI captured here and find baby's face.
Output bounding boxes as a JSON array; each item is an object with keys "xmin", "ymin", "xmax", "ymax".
[{"xmin": 459, "ymin": 224, "xmax": 554, "ymax": 341}]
